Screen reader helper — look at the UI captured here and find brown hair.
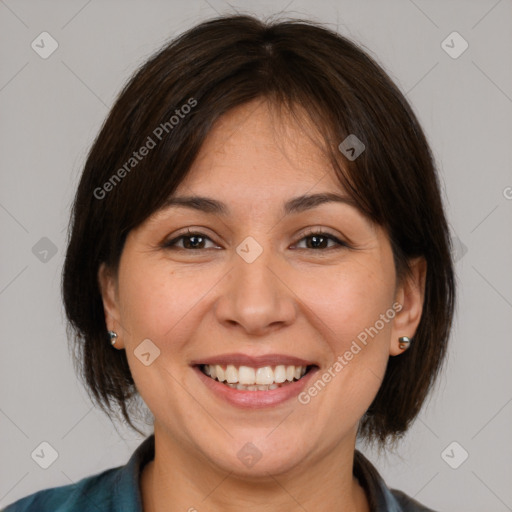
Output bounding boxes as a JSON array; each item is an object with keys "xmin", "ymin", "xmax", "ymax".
[{"xmin": 62, "ymin": 14, "xmax": 455, "ymax": 446}]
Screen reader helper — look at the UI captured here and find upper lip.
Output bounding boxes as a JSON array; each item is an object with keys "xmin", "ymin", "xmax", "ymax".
[{"xmin": 190, "ymin": 353, "xmax": 317, "ymax": 368}]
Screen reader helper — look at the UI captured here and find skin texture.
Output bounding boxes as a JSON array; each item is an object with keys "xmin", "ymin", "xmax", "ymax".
[{"xmin": 98, "ymin": 98, "xmax": 426, "ymax": 512}]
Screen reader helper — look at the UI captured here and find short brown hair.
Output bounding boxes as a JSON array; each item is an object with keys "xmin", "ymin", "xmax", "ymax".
[{"xmin": 62, "ymin": 14, "xmax": 455, "ymax": 446}]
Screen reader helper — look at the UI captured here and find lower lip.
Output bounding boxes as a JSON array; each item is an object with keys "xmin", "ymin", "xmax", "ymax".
[{"xmin": 193, "ymin": 366, "xmax": 319, "ymax": 409}]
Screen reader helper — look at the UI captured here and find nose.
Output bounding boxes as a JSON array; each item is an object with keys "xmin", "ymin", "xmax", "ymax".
[{"xmin": 213, "ymin": 243, "xmax": 297, "ymax": 336}]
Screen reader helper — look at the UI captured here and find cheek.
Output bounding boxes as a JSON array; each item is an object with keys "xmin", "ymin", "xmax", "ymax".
[
  {"xmin": 115, "ymin": 259, "xmax": 212, "ymax": 423},
  {"xmin": 117, "ymin": 258, "xmax": 217, "ymax": 345},
  {"xmin": 295, "ymin": 260, "xmax": 395, "ymax": 352}
]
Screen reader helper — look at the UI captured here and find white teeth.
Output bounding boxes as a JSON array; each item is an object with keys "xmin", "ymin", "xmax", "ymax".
[
  {"xmin": 274, "ymin": 365, "xmax": 286, "ymax": 383},
  {"xmin": 238, "ymin": 366, "xmax": 256, "ymax": 385},
  {"xmin": 202, "ymin": 363, "xmax": 309, "ymax": 388},
  {"xmin": 216, "ymin": 365, "xmax": 226, "ymax": 382},
  {"xmin": 255, "ymin": 366, "xmax": 274, "ymax": 385},
  {"xmin": 217, "ymin": 381, "xmax": 293, "ymax": 391},
  {"xmin": 225, "ymin": 364, "xmax": 238, "ymax": 383}
]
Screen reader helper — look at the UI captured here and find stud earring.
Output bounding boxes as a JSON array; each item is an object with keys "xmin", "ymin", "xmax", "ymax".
[
  {"xmin": 108, "ymin": 331, "xmax": 118, "ymax": 346},
  {"xmin": 398, "ymin": 336, "xmax": 412, "ymax": 351}
]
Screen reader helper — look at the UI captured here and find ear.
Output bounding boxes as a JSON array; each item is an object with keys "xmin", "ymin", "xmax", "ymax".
[
  {"xmin": 98, "ymin": 262, "xmax": 125, "ymax": 349},
  {"xmin": 389, "ymin": 257, "xmax": 427, "ymax": 356}
]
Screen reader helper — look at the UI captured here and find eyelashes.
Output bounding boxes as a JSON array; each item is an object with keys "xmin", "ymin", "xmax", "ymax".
[
  {"xmin": 162, "ymin": 228, "xmax": 349, "ymax": 252},
  {"xmin": 296, "ymin": 228, "xmax": 349, "ymax": 250}
]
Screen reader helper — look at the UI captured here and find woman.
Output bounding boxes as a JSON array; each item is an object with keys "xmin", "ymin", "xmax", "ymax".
[{"xmin": 3, "ymin": 14, "xmax": 455, "ymax": 512}]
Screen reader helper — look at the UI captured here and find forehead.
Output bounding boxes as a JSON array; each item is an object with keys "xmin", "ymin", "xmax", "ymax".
[{"xmin": 174, "ymin": 99, "xmax": 344, "ymax": 198}]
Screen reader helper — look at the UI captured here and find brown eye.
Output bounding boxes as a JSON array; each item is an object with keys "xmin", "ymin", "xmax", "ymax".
[
  {"xmin": 294, "ymin": 230, "xmax": 348, "ymax": 250},
  {"xmin": 163, "ymin": 230, "xmax": 218, "ymax": 250},
  {"xmin": 162, "ymin": 229, "xmax": 348, "ymax": 252}
]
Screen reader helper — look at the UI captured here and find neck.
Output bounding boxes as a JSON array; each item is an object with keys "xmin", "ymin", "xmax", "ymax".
[{"xmin": 141, "ymin": 426, "xmax": 370, "ymax": 512}]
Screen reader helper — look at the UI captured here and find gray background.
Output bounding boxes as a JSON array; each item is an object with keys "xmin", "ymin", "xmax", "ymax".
[{"xmin": 1, "ymin": 0, "xmax": 511, "ymax": 510}]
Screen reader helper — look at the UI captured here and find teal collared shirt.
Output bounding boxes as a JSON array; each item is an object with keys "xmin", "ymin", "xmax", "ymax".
[{"xmin": 2, "ymin": 435, "xmax": 437, "ymax": 511}]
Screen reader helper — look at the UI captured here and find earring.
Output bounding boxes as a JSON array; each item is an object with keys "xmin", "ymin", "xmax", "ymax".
[
  {"xmin": 108, "ymin": 331, "xmax": 118, "ymax": 346},
  {"xmin": 398, "ymin": 336, "xmax": 412, "ymax": 351}
]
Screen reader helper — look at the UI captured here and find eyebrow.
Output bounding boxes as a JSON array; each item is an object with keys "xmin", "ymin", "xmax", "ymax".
[{"xmin": 162, "ymin": 192, "xmax": 358, "ymax": 216}]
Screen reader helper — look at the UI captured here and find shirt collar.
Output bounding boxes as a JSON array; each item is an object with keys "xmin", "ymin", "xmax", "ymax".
[
  {"xmin": 117, "ymin": 434, "xmax": 407, "ymax": 512},
  {"xmin": 353, "ymin": 449, "xmax": 406, "ymax": 511},
  {"xmin": 112, "ymin": 434, "xmax": 154, "ymax": 512}
]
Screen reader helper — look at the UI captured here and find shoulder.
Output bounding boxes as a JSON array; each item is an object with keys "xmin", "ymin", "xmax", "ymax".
[
  {"xmin": 2, "ymin": 434, "xmax": 153, "ymax": 512},
  {"xmin": 353, "ymin": 449, "xmax": 439, "ymax": 512},
  {"xmin": 1, "ymin": 465, "xmax": 123, "ymax": 512},
  {"xmin": 390, "ymin": 489, "xmax": 439, "ymax": 512}
]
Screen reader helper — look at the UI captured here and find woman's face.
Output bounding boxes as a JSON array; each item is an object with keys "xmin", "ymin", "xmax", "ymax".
[{"xmin": 100, "ymin": 99, "xmax": 424, "ymax": 476}]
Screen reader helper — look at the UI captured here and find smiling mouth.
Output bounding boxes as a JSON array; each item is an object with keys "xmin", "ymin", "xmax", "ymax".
[{"xmin": 198, "ymin": 364, "xmax": 316, "ymax": 391}]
